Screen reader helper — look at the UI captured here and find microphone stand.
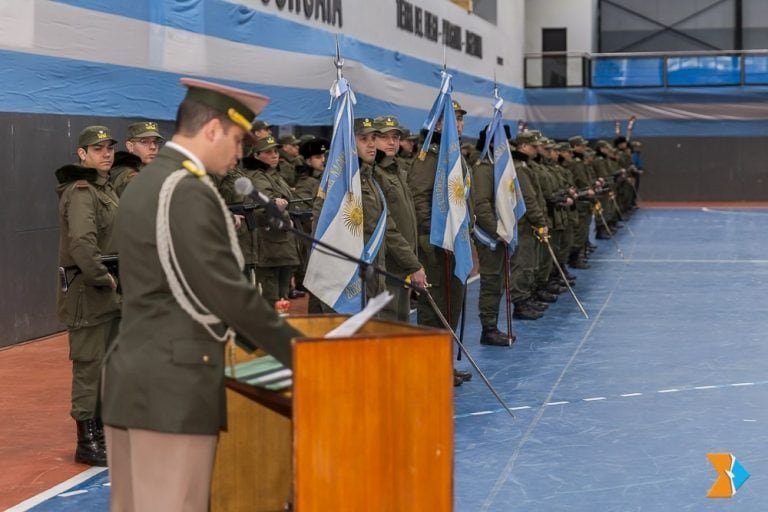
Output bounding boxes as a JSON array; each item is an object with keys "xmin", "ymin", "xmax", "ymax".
[{"xmin": 261, "ymin": 205, "xmax": 516, "ymax": 419}]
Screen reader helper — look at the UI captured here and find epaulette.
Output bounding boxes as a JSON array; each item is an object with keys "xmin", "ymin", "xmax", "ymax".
[
  {"xmin": 75, "ymin": 180, "xmax": 90, "ymax": 189},
  {"xmin": 182, "ymin": 160, "xmax": 205, "ymax": 177}
]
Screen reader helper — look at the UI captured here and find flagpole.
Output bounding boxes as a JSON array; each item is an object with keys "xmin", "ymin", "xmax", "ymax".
[
  {"xmin": 335, "ymin": 36, "xmax": 370, "ymax": 311},
  {"xmin": 255, "ymin": 201, "xmax": 516, "ymax": 417}
]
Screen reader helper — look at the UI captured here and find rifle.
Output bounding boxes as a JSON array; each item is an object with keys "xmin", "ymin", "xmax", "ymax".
[
  {"xmin": 58, "ymin": 254, "xmax": 119, "ymax": 293},
  {"xmin": 228, "ymin": 198, "xmax": 315, "ymax": 231},
  {"xmin": 227, "ymin": 203, "xmax": 264, "ymax": 231}
]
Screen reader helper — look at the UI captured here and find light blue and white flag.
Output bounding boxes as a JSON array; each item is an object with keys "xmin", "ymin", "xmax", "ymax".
[
  {"xmin": 303, "ymin": 77, "xmax": 367, "ymax": 313},
  {"xmin": 480, "ymin": 92, "xmax": 527, "ymax": 251},
  {"xmin": 424, "ymin": 70, "xmax": 473, "ymax": 283}
]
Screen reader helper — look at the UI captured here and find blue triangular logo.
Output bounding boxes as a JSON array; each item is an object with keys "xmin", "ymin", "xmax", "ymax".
[{"xmin": 731, "ymin": 458, "xmax": 750, "ymax": 493}]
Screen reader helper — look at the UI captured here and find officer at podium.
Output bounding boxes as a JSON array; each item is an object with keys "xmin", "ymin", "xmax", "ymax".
[{"xmin": 102, "ymin": 78, "xmax": 301, "ymax": 512}]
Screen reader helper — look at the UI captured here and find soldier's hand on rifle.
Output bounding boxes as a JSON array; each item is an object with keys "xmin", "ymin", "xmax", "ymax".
[
  {"xmin": 410, "ymin": 267, "xmax": 428, "ymax": 289},
  {"xmin": 108, "ymin": 274, "xmax": 118, "ymax": 291},
  {"xmin": 274, "ymin": 198, "xmax": 288, "ymax": 211},
  {"xmin": 587, "ymin": 188, "xmax": 596, "ymax": 198},
  {"xmin": 233, "ymin": 214, "xmax": 244, "ymax": 230}
]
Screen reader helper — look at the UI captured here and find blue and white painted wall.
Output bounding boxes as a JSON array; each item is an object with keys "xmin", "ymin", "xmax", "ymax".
[{"xmin": 0, "ymin": 0, "xmax": 526, "ymax": 135}]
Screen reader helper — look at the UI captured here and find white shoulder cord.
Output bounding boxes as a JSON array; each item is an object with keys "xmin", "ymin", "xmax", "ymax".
[{"xmin": 156, "ymin": 168, "xmax": 245, "ymax": 343}]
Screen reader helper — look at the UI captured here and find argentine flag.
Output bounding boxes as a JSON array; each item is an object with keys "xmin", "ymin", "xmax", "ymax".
[
  {"xmin": 423, "ymin": 71, "xmax": 473, "ymax": 283},
  {"xmin": 303, "ymin": 77, "xmax": 365, "ymax": 313},
  {"xmin": 480, "ymin": 92, "xmax": 527, "ymax": 250}
]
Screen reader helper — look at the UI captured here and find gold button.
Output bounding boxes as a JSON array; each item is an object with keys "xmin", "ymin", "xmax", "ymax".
[{"xmin": 202, "ymin": 355, "xmax": 210, "ymax": 363}]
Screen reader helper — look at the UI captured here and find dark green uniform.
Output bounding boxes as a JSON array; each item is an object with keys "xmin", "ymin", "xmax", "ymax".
[
  {"xmin": 591, "ymin": 151, "xmax": 616, "ymax": 237},
  {"xmin": 616, "ymin": 148, "xmax": 635, "ymax": 213},
  {"xmin": 218, "ymin": 166, "xmax": 260, "ymax": 283},
  {"xmin": 551, "ymin": 158, "xmax": 578, "ymax": 266},
  {"xmin": 250, "ymin": 160, "xmax": 302, "ymax": 303},
  {"xmin": 472, "ymin": 158, "xmax": 508, "ymax": 330},
  {"xmin": 530, "ymin": 157, "xmax": 557, "ymax": 291},
  {"xmin": 292, "ymin": 164, "xmax": 322, "ymax": 290},
  {"xmin": 565, "ymin": 152, "xmax": 593, "ymax": 263},
  {"xmin": 509, "ymin": 151, "xmax": 548, "ymax": 306},
  {"xmin": 277, "ymin": 149, "xmax": 300, "ymax": 188},
  {"xmin": 408, "ymin": 134, "xmax": 472, "ymax": 330},
  {"xmin": 374, "ymin": 154, "xmax": 420, "ymax": 321},
  {"xmin": 312, "ymin": 159, "xmax": 421, "ymax": 312},
  {"xmin": 110, "ymin": 152, "xmax": 143, "ymax": 197},
  {"xmin": 102, "ymin": 145, "xmax": 300, "ymax": 435},
  {"xmin": 55, "ymin": 165, "xmax": 121, "ymax": 421},
  {"xmin": 396, "ymin": 152, "xmax": 416, "ymax": 170}
]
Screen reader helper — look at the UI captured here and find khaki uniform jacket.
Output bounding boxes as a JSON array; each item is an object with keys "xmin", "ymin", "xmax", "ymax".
[
  {"xmin": 55, "ymin": 165, "xmax": 121, "ymax": 329},
  {"xmin": 110, "ymin": 152, "xmax": 144, "ymax": 197},
  {"xmin": 592, "ymin": 156, "xmax": 611, "ymax": 179},
  {"xmin": 395, "ymin": 153, "xmax": 415, "ymax": 171},
  {"xmin": 472, "ymin": 158, "xmax": 499, "ymax": 240},
  {"xmin": 567, "ymin": 155, "xmax": 593, "ymax": 189},
  {"xmin": 374, "ymin": 154, "xmax": 420, "ymax": 279},
  {"xmin": 278, "ymin": 151, "xmax": 301, "ymax": 188},
  {"xmin": 293, "ymin": 166, "xmax": 322, "ymax": 234},
  {"xmin": 218, "ymin": 166, "xmax": 258, "ymax": 264},
  {"xmin": 293, "ymin": 167, "xmax": 322, "ymax": 206},
  {"xmin": 250, "ymin": 161, "xmax": 301, "ymax": 268},
  {"xmin": 407, "ymin": 135, "xmax": 475, "ymax": 236},
  {"xmin": 565, "ymin": 156, "xmax": 593, "ymax": 215},
  {"xmin": 511, "ymin": 152, "xmax": 548, "ymax": 228},
  {"xmin": 312, "ymin": 160, "xmax": 421, "ymax": 299},
  {"xmin": 553, "ymin": 161, "xmax": 580, "ymax": 226},
  {"xmin": 536, "ymin": 158, "xmax": 568, "ymax": 230},
  {"xmin": 102, "ymin": 145, "xmax": 301, "ymax": 435}
]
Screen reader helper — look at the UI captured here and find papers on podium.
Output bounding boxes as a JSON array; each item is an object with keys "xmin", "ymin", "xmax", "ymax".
[{"xmin": 227, "ymin": 291, "xmax": 393, "ymax": 390}]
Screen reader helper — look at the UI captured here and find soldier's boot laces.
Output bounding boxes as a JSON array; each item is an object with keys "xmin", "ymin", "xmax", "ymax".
[
  {"xmin": 75, "ymin": 419, "xmax": 107, "ymax": 467},
  {"xmin": 480, "ymin": 327, "xmax": 515, "ymax": 346}
]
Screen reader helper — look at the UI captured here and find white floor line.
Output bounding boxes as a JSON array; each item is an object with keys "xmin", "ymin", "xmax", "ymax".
[
  {"xmin": 456, "ymin": 380, "xmax": 768, "ymax": 419},
  {"xmin": 6, "ymin": 467, "xmax": 107, "ymax": 512},
  {"xmin": 591, "ymin": 258, "xmax": 768, "ymax": 264},
  {"xmin": 702, "ymin": 207, "xmax": 768, "ymax": 216}
]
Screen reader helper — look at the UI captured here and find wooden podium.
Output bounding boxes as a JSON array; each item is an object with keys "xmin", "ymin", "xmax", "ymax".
[{"xmin": 211, "ymin": 315, "xmax": 454, "ymax": 512}]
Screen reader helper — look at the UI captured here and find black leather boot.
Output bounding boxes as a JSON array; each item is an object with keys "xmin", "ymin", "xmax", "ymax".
[
  {"xmin": 569, "ymin": 253, "xmax": 591, "ymax": 269},
  {"xmin": 546, "ymin": 282, "xmax": 567, "ymax": 295},
  {"xmin": 75, "ymin": 419, "xmax": 107, "ymax": 466},
  {"xmin": 454, "ymin": 368, "xmax": 473, "ymax": 382},
  {"xmin": 480, "ymin": 327, "xmax": 515, "ymax": 346},
  {"xmin": 526, "ymin": 299, "xmax": 548, "ymax": 311},
  {"xmin": 513, "ymin": 303, "xmax": 544, "ymax": 320},
  {"xmin": 536, "ymin": 289, "xmax": 559, "ymax": 303}
]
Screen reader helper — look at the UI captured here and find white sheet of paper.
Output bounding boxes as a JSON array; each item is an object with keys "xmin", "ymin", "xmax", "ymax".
[{"xmin": 324, "ymin": 291, "xmax": 394, "ymax": 339}]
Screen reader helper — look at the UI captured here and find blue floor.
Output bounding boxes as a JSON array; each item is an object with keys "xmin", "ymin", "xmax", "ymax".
[
  {"xmin": 453, "ymin": 208, "xmax": 767, "ymax": 511},
  {"xmin": 21, "ymin": 208, "xmax": 768, "ymax": 511}
]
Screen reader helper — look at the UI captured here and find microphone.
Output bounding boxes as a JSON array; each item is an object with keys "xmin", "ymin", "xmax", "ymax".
[{"xmin": 233, "ymin": 177, "xmax": 288, "ymax": 230}]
